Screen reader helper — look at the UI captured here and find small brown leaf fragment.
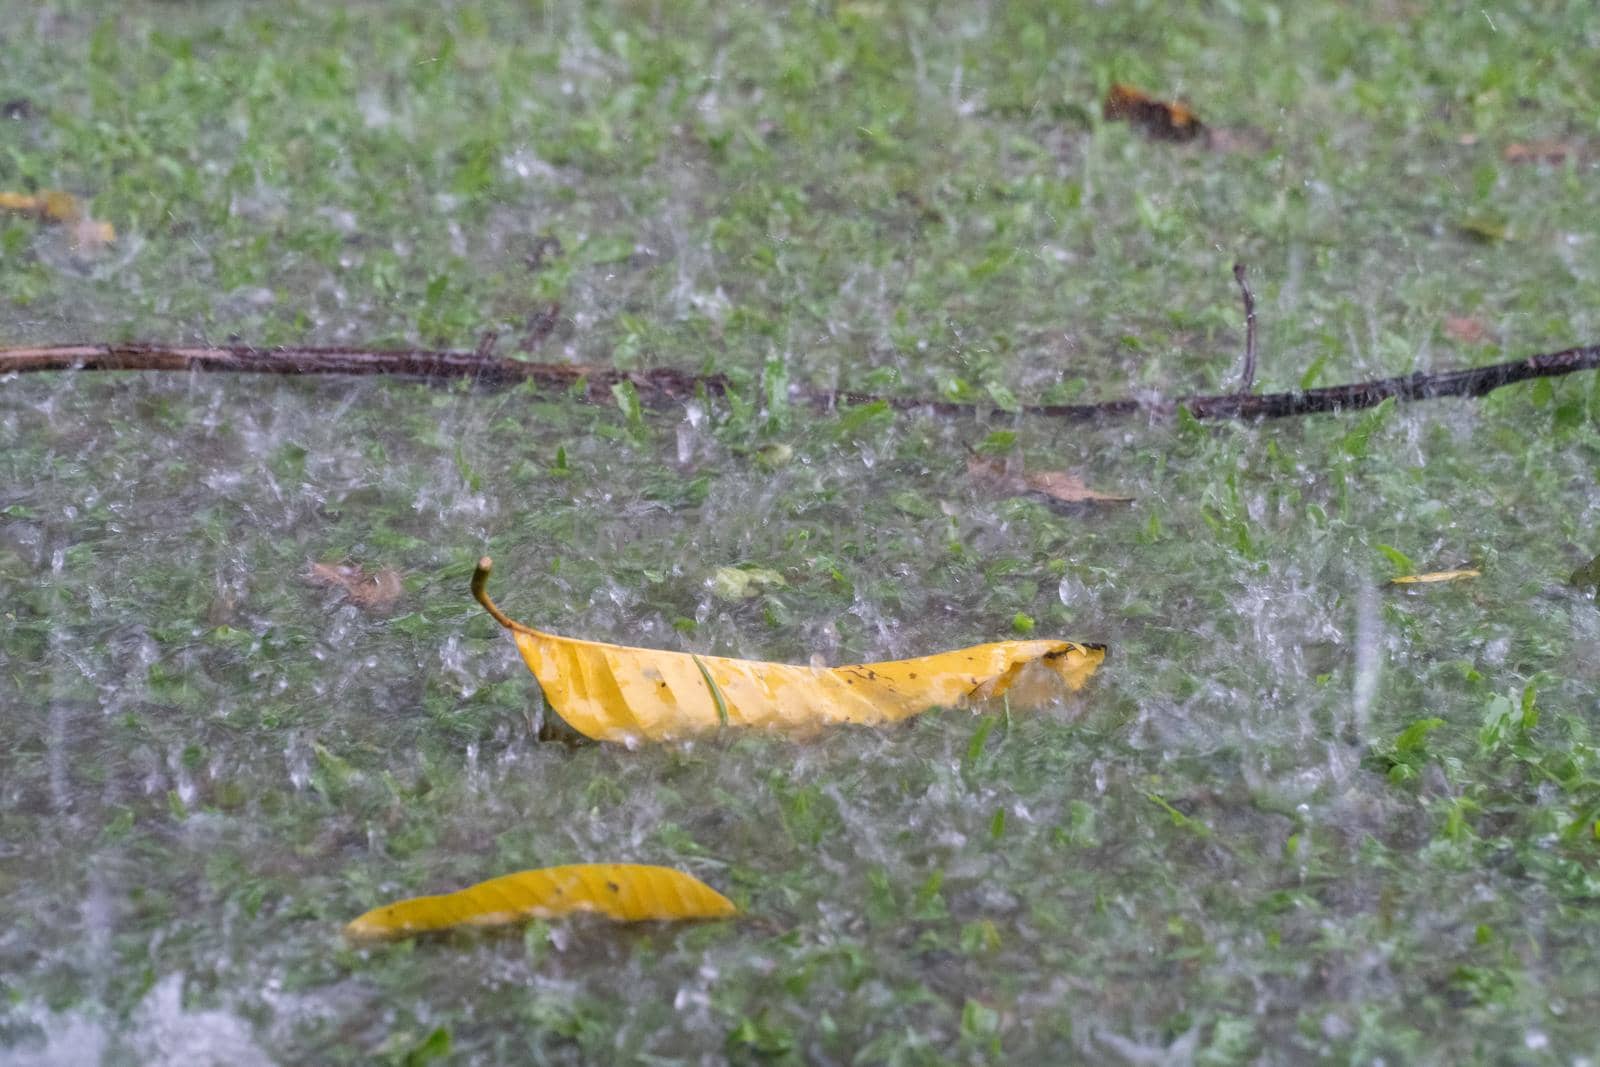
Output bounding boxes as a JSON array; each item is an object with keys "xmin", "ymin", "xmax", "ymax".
[
  {"xmin": 308, "ymin": 561, "xmax": 404, "ymax": 612},
  {"xmin": 1203, "ymin": 125, "xmax": 1270, "ymax": 155},
  {"xmin": 1023, "ymin": 469, "xmax": 1135, "ymax": 505},
  {"xmin": 1503, "ymin": 140, "xmax": 1575, "ymax": 165},
  {"xmin": 966, "ymin": 454, "xmax": 1029, "ymax": 496},
  {"xmin": 967, "ymin": 455, "xmax": 1132, "ymax": 506},
  {"xmin": 70, "ymin": 217, "xmax": 116, "ymax": 251},
  {"xmin": 1442, "ymin": 316, "xmax": 1492, "ymax": 345},
  {"xmin": 1102, "ymin": 83, "xmax": 1204, "ymax": 142}
]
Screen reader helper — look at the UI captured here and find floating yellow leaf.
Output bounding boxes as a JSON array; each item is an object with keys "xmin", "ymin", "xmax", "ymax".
[
  {"xmin": 345, "ymin": 863, "xmax": 736, "ymax": 941},
  {"xmin": 1388, "ymin": 569, "xmax": 1481, "ymax": 586},
  {"xmin": 473, "ymin": 557, "xmax": 1105, "ymax": 742}
]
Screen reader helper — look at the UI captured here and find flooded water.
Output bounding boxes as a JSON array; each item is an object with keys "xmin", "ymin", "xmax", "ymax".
[
  {"xmin": 4, "ymin": 369, "xmax": 1599, "ymax": 1063},
  {"xmin": 6, "ymin": 0, "xmax": 1600, "ymax": 1060}
]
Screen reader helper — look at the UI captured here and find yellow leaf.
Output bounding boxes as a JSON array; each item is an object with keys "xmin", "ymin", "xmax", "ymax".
[
  {"xmin": 39, "ymin": 189, "xmax": 84, "ymax": 223},
  {"xmin": 0, "ymin": 189, "xmax": 116, "ymax": 245},
  {"xmin": 0, "ymin": 191, "xmax": 44, "ymax": 216},
  {"xmin": 473, "ymin": 557, "xmax": 1106, "ymax": 742},
  {"xmin": 1388, "ymin": 569, "xmax": 1481, "ymax": 586},
  {"xmin": 345, "ymin": 863, "xmax": 736, "ymax": 941}
]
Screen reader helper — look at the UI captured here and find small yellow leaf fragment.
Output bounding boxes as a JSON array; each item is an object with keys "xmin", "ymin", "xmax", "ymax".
[
  {"xmin": 0, "ymin": 189, "xmax": 116, "ymax": 245},
  {"xmin": 344, "ymin": 863, "xmax": 737, "ymax": 941},
  {"xmin": 39, "ymin": 189, "xmax": 83, "ymax": 223},
  {"xmin": 472, "ymin": 557, "xmax": 1106, "ymax": 742},
  {"xmin": 0, "ymin": 191, "xmax": 44, "ymax": 215},
  {"xmin": 1388, "ymin": 569, "xmax": 1481, "ymax": 586}
]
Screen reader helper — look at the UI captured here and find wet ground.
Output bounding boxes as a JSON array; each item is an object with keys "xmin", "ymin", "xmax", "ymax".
[{"xmin": 4, "ymin": 2, "xmax": 1600, "ymax": 1063}]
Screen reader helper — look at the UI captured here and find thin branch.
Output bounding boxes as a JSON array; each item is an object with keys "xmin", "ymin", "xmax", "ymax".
[
  {"xmin": 2, "ymin": 340, "xmax": 1598, "ymax": 422},
  {"xmin": 0, "ymin": 342, "xmax": 727, "ymax": 403},
  {"xmin": 1232, "ymin": 262, "xmax": 1257, "ymax": 394}
]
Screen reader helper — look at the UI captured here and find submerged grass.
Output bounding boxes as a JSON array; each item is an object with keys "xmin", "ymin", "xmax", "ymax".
[{"xmin": 3, "ymin": 0, "xmax": 1600, "ymax": 1063}]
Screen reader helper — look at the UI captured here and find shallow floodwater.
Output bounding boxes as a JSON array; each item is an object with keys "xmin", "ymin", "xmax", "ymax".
[
  {"xmin": 7, "ymin": 0, "xmax": 1600, "ymax": 1061},
  {"xmin": 4, "ymin": 368, "xmax": 1600, "ymax": 1063}
]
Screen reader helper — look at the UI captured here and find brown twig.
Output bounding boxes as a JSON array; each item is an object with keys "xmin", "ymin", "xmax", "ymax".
[
  {"xmin": 1232, "ymin": 262, "xmax": 1256, "ymax": 394},
  {"xmin": 2, "ymin": 340, "xmax": 1598, "ymax": 422},
  {"xmin": 0, "ymin": 342, "xmax": 725, "ymax": 403}
]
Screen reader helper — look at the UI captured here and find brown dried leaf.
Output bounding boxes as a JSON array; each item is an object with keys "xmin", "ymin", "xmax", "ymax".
[
  {"xmin": 1503, "ymin": 140, "xmax": 1578, "ymax": 165},
  {"xmin": 1203, "ymin": 125, "xmax": 1271, "ymax": 155},
  {"xmin": 1102, "ymin": 83, "xmax": 1204, "ymax": 143},
  {"xmin": 308, "ymin": 561, "xmax": 404, "ymax": 612},
  {"xmin": 1442, "ymin": 315, "xmax": 1492, "ymax": 345},
  {"xmin": 967, "ymin": 456, "xmax": 1133, "ymax": 506},
  {"xmin": 70, "ymin": 216, "xmax": 116, "ymax": 251},
  {"xmin": 967, "ymin": 454, "xmax": 1027, "ymax": 493},
  {"xmin": 1022, "ymin": 469, "xmax": 1135, "ymax": 505}
]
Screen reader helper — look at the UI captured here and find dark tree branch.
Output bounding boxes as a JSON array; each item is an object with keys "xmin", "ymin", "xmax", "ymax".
[
  {"xmin": 1232, "ymin": 262, "xmax": 1257, "ymax": 394},
  {"xmin": 0, "ymin": 342, "xmax": 728, "ymax": 403},
  {"xmin": 2, "ymin": 340, "xmax": 1598, "ymax": 422}
]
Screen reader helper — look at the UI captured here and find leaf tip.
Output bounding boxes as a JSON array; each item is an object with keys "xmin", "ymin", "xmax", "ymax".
[{"xmin": 342, "ymin": 911, "xmax": 392, "ymax": 943}]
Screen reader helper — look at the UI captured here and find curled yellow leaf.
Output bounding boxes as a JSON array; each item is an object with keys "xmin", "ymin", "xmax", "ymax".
[
  {"xmin": 473, "ymin": 557, "xmax": 1105, "ymax": 742},
  {"xmin": 345, "ymin": 863, "xmax": 736, "ymax": 941}
]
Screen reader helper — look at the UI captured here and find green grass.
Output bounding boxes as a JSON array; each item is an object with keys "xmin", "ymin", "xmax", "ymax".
[{"xmin": 4, "ymin": 1, "xmax": 1600, "ymax": 1063}]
